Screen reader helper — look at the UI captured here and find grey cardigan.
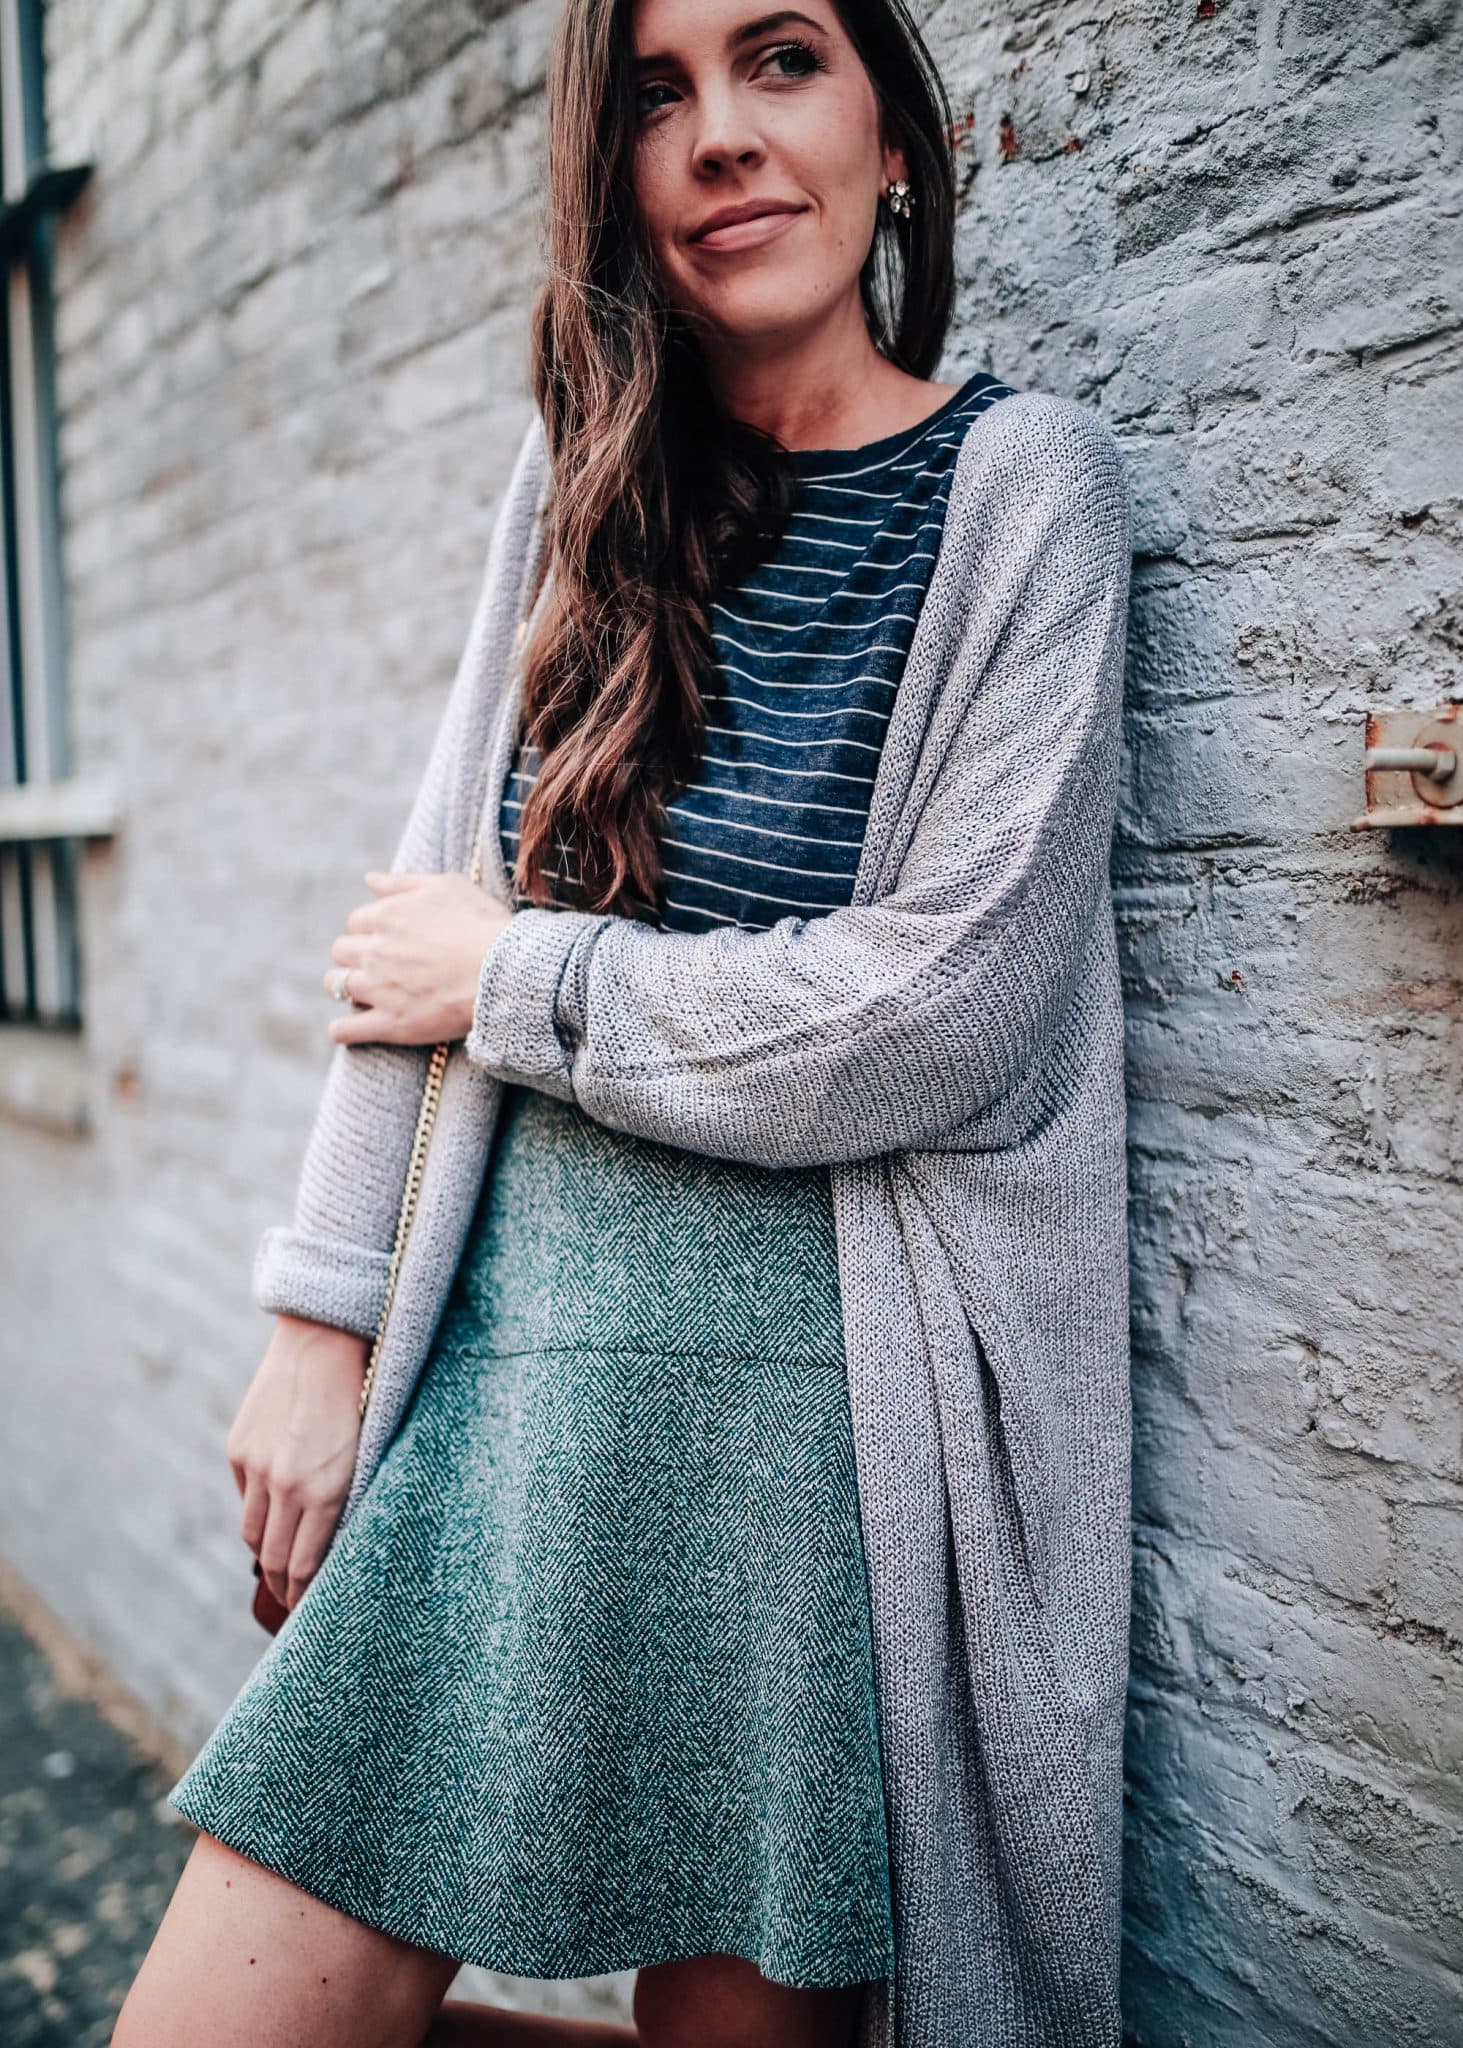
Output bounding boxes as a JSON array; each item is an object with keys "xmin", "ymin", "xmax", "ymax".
[{"xmin": 253, "ymin": 391, "xmax": 1134, "ymax": 2048}]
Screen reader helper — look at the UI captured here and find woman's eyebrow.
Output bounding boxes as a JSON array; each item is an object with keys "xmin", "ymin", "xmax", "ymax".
[{"xmin": 634, "ymin": 10, "xmax": 830, "ymax": 72}]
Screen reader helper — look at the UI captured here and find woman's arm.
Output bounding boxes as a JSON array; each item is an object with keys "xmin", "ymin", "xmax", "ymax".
[
  {"xmin": 463, "ymin": 396, "xmax": 1131, "ymax": 1169},
  {"xmin": 252, "ymin": 411, "xmax": 549, "ymax": 1333}
]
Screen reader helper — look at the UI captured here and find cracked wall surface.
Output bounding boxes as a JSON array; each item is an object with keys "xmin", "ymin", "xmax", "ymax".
[{"xmin": 3, "ymin": 2, "xmax": 1460, "ymax": 2041}]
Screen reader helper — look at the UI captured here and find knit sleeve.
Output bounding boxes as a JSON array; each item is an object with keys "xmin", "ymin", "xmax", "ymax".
[
  {"xmin": 462, "ymin": 396, "xmax": 1132, "ymax": 1169},
  {"xmin": 251, "ymin": 412, "xmax": 547, "ymax": 1333}
]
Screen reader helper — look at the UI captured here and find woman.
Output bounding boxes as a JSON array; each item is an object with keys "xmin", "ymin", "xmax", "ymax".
[{"xmin": 115, "ymin": 2, "xmax": 1133, "ymax": 2046}]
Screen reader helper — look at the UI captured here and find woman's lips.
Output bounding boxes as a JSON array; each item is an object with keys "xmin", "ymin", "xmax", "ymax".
[{"xmin": 690, "ymin": 207, "xmax": 806, "ymax": 252}]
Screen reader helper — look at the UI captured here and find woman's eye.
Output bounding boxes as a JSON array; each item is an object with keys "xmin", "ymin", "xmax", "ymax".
[{"xmin": 761, "ymin": 39, "xmax": 825, "ymax": 81}]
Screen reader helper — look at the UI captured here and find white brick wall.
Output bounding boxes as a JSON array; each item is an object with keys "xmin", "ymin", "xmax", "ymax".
[{"xmin": 5, "ymin": 1, "xmax": 1459, "ymax": 2038}]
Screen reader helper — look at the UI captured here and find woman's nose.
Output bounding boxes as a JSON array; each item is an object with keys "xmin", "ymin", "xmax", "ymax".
[{"xmin": 686, "ymin": 89, "xmax": 767, "ymax": 179}]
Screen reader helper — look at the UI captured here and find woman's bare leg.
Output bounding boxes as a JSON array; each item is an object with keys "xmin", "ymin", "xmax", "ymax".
[
  {"xmin": 634, "ymin": 1954, "xmax": 863, "ymax": 2048},
  {"xmin": 425, "ymin": 1954, "xmax": 865, "ymax": 2048},
  {"xmin": 425, "ymin": 2004, "xmax": 635, "ymax": 2043},
  {"xmin": 110, "ymin": 1831, "xmax": 461, "ymax": 2048},
  {"xmin": 113, "ymin": 1834, "xmax": 865, "ymax": 2048}
]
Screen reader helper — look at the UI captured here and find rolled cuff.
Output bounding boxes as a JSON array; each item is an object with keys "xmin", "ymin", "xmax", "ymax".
[
  {"xmin": 463, "ymin": 903, "xmax": 612, "ymax": 1099},
  {"xmin": 251, "ymin": 1224, "xmax": 393, "ymax": 1340}
]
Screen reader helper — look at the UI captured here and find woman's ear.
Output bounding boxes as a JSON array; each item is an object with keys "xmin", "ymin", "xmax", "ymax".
[{"xmin": 880, "ymin": 125, "xmax": 909, "ymax": 192}]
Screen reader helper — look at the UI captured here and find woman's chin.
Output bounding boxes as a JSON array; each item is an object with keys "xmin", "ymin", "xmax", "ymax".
[{"xmin": 678, "ymin": 282, "xmax": 827, "ymax": 352}]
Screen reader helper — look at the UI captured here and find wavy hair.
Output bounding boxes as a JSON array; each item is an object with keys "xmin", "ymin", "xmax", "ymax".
[{"xmin": 511, "ymin": 0, "xmax": 957, "ymax": 920}]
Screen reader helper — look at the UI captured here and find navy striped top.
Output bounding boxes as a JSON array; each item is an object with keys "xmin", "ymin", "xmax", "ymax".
[{"xmin": 501, "ymin": 369, "xmax": 1017, "ymax": 932}]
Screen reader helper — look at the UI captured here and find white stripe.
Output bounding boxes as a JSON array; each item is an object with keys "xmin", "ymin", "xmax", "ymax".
[
  {"xmin": 666, "ymin": 799, "xmax": 865, "ymax": 850},
  {"xmin": 713, "ymin": 572, "xmax": 937, "ymax": 607},
  {"xmin": 659, "ymin": 861, "xmax": 847, "ymax": 908},
  {"xmin": 790, "ymin": 479, "xmax": 937, "ymax": 505},
  {"xmin": 711, "ymin": 581, "xmax": 931, "ymax": 617},
  {"xmin": 713, "ymin": 629, "xmax": 908, "ymax": 661},
  {"xmin": 660, "ymin": 893, "xmax": 745, "ymax": 926},
  {"xmin": 769, "ymin": 530, "xmax": 865, "ymax": 555},
  {"xmin": 660, "ymin": 833, "xmax": 850, "ymax": 881},
  {"xmin": 711, "ymin": 660, "xmax": 896, "ymax": 695},
  {"xmin": 729, "ymin": 558, "xmax": 866, "ymax": 584},
  {"xmin": 694, "ymin": 750, "xmax": 875, "ymax": 787},
  {"xmin": 773, "ymin": 513, "xmax": 945, "ymax": 550},
  {"xmin": 768, "ymin": 539, "xmax": 943, "ymax": 572},
  {"xmin": 682, "ymin": 779, "xmax": 871, "ymax": 816},
  {"xmin": 702, "ymin": 721, "xmax": 884, "ymax": 757},
  {"xmin": 788, "ymin": 506, "xmax": 929, "ymax": 534},
  {"xmin": 712, "ymin": 691, "xmax": 890, "ymax": 725}
]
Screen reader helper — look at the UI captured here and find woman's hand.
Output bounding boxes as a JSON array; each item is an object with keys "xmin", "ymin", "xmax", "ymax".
[
  {"xmin": 227, "ymin": 1314, "xmax": 370, "ymax": 1611},
  {"xmin": 324, "ymin": 870, "xmax": 513, "ymax": 1047}
]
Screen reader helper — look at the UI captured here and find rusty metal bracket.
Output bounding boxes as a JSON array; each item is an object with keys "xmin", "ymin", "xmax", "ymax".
[{"xmin": 1350, "ymin": 704, "xmax": 1463, "ymax": 829}]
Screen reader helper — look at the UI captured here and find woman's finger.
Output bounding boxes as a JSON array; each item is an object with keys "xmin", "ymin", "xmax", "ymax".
[
  {"xmin": 328, "ymin": 1005, "xmax": 398, "ymax": 1045},
  {"xmin": 321, "ymin": 939, "xmax": 370, "ymax": 1005},
  {"xmin": 239, "ymin": 1467, "xmax": 270, "ymax": 1555},
  {"xmin": 328, "ymin": 942, "xmax": 398, "ymax": 1015},
  {"xmin": 257, "ymin": 1487, "xmax": 304, "ymax": 1608},
  {"xmin": 286, "ymin": 1500, "xmax": 344, "ymax": 1609}
]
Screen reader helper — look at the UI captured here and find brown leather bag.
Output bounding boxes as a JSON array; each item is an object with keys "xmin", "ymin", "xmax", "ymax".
[{"xmin": 252, "ymin": 1559, "xmax": 291, "ymax": 1634}]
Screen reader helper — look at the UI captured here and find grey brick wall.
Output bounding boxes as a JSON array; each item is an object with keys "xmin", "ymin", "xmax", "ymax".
[
  {"xmin": 3, "ymin": 1, "xmax": 1458, "ymax": 2039},
  {"xmin": 938, "ymin": 6, "xmax": 1461, "ymax": 2041}
]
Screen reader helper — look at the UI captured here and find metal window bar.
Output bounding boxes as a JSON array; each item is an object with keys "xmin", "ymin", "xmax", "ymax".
[{"xmin": 0, "ymin": 0, "xmax": 91, "ymax": 1028}]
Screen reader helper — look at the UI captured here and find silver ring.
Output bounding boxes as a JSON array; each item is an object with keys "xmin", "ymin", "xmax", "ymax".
[{"xmin": 330, "ymin": 967, "xmax": 354, "ymax": 1004}]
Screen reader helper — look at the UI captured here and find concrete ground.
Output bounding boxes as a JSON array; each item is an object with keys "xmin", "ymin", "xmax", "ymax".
[
  {"xmin": 0, "ymin": 1574, "xmax": 194, "ymax": 2046},
  {"xmin": 0, "ymin": 1565, "xmax": 637, "ymax": 2042}
]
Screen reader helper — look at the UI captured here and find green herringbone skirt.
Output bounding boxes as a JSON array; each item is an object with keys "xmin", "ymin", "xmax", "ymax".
[{"xmin": 167, "ymin": 1082, "xmax": 895, "ymax": 1989}]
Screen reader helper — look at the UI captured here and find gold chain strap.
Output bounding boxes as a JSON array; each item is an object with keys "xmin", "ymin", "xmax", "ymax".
[
  {"xmin": 357, "ymin": 595, "xmax": 538, "ymax": 1426},
  {"xmin": 357, "ymin": 823, "xmax": 487, "ymax": 1422}
]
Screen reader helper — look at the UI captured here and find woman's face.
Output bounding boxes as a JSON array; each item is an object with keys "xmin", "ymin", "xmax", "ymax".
[{"xmin": 628, "ymin": 0, "xmax": 905, "ymax": 359}]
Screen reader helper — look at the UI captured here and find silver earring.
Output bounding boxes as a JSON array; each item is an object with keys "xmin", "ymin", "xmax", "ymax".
[{"xmin": 884, "ymin": 177, "xmax": 915, "ymax": 219}]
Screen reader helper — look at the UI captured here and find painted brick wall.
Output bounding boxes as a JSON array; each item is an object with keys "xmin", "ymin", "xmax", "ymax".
[
  {"xmin": 4, "ymin": 0, "xmax": 1458, "ymax": 2038},
  {"xmin": 938, "ymin": 3, "xmax": 1462, "ymax": 2040},
  {"xmin": 936, "ymin": 6, "xmax": 1461, "ymax": 2041}
]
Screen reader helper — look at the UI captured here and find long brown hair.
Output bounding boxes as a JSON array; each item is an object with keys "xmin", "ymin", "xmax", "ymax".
[{"xmin": 511, "ymin": 0, "xmax": 957, "ymax": 921}]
